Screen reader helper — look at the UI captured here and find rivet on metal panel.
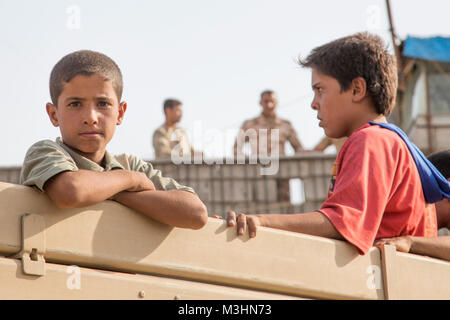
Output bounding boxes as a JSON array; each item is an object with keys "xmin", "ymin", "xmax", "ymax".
[
  {"xmin": 174, "ymin": 294, "xmax": 181, "ymax": 300},
  {"xmin": 138, "ymin": 290, "xmax": 145, "ymax": 298}
]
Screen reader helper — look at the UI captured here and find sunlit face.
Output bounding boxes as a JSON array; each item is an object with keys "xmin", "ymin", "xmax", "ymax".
[
  {"xmin": 311, "ymin": 69, "xmax": 355, "ymax": 138},
  {"xmin": 260, "ymin": 93, "xmax": 278, "ymax": 116},
  {"xmin": 46, "ymin": 74, "xmax": 126, "ymax": 164},
  {"xmin": 166, "ymin": 104, "xmax": 183, "ymax": 123}
]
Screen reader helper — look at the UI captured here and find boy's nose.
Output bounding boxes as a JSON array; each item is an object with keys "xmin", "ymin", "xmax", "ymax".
[
  {"xmin": 311, "ymin": 98, "xmax": 319, "ymax": 110},
  {"xmin": 83, "ymin": 107, "xmax": 99, "ymax": 125}
]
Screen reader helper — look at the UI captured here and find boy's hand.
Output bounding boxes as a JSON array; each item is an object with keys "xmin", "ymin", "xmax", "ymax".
[
  {"xmin": 225, "ymin": 210, "xmax": 262, "ymax": 238},
  {"xmin": 127, "ymin": 171, "xmax": 156, "ymax": 192},
  {"xmin": 374, "ymin": 236, "xmax": 412, "ymax": 253}
]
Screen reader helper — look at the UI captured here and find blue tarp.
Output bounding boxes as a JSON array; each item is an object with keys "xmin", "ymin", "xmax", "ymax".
[
  {"xmin": 369, "ymin": 122, "xmax": 450, "ymax": 203},
  {"xmin": 403, "ymin": 36, "xmax": 450, "ymax": 63}
]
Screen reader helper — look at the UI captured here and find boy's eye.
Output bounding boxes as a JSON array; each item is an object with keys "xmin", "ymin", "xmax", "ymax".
[
  {"xmin": 98, "ymin": 101, "xmax": 111, "ymax": 107},
  {"xmin": 68, "ymin": 101, "xmax": 81, "ymax": 107}
]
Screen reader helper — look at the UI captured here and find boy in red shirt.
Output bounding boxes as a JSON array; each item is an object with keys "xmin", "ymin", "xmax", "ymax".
[{"xmin": 224, "ymin": 33, "xmax": 438, "ymax": 254}]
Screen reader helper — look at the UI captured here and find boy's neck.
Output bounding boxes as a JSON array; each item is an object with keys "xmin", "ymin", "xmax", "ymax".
[
  {"xmin": 348, "ymin": 110, "xmax": 387, "ymax": 137},
  {"xmin": 60, "ymin": 138, "xmax": 106, "ymax": 166}
]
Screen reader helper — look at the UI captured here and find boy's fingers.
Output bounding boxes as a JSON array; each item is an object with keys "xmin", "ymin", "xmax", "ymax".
[
  {"xmin": 226, "ymin": 210, "xmax": 236, "ymax": 226},
  {"xmin": 247, "ymin": 216, "xmax": 258, "ymax": 238},
  {"xmin": 236, "ymin": 213, "xmax": 247, "ymax": 236},
  {"xmin": 212, "ymin": 215, "xmax": 222, "ymax": 219}
]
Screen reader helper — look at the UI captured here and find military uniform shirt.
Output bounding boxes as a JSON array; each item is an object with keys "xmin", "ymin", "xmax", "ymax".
[
  {"xmin": 20, "ymin": 138, "xmax": 195, "ymax": 194},
  {"xmin": 234, "ymin": 114, "xmax": 304, "ymax": 156},
  {"xmin": 153, "ymin": 125, "xmax": 194, "ymax": 160}
]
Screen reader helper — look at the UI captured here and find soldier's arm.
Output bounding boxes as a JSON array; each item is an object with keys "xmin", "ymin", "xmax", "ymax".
[
  {"xmin": 313, "ymin": 136, "xmax": 331, "ymax": 152},
  {"xmin": 287, "ymin": 124, "xmax": 304, "ymax": 152},
  {"xmin": 233, "ymin": 122, "xmax": 249, "ymax": 156}
]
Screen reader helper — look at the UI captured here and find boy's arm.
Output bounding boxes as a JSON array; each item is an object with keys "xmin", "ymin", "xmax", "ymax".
[
  {"xmin": 225, "ymin": 210, "xmax": 343, "ymax": 240},
  {"xmin": 44, "ymin": 169, "xmax": 154, "ymax": 208},
  {"xmin": 111, "ymin": 190, "xmax": 208, "ymax": 230},
  {"xmin": 374, "ymin": 236, "xmax": 450, "ymax": 261}
]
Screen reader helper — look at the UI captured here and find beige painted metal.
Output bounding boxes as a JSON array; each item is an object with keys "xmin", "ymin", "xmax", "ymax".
[
  {"xmin": 381, "ymin": 245, "xmax": 450, "ymax": 300},
  {"xmin": 0, "ymin": 257, "xmax": 300, "ymax": 300},
  {"xmin": 1, "ymin": 181, "xmax": 449, "ymax": 299},
  {"xmin": 0, "ymin": 182, "xmax": 383, "ymax": 300},
  {"xmin": 12, "ymin": 213, "xmax": 46, "ymax": 276}
]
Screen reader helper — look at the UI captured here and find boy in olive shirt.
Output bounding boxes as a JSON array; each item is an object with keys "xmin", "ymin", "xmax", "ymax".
[{"xmin": 20, "ymin": 50, "xmax": 208, "ymax": 230}]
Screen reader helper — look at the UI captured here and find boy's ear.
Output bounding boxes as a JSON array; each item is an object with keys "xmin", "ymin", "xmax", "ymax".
[
  {"xmin": 116, "ymin": 102, "xmax": 127, "ymax": 125},
  {"xmin": 46, "ymin": 103, "xmax": 60, "ymax": 127},
  {"xmin": 351, "ymin": 77, "xmax": 368, "ymax": 103}
]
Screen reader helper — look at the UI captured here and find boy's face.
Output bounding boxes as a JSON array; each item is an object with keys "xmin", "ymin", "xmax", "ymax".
[
  {"xmin": 310, "ymin": 69, "xmax": 356, "ymax": 138},
  {"xmin": 46, "ymin": 73, "xmax": 126, "ymax": 164}
]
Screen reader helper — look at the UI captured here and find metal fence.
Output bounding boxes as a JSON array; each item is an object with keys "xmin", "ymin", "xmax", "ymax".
[{"xmin": 0, "ymin": 153, "xmax": 336, "ymax": 216}]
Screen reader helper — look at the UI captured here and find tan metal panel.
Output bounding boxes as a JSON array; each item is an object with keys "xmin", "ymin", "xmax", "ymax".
[
  {"xmin": 381, "ymin": 245, "xmax": 450, "ymax": 300},
  {"xmin": 0, "ymin": 257, "xmax": 300, "ymax": 300},
  {"xmin": 0, "ymin": 182, "xmax": 384, "ymax": 299}
]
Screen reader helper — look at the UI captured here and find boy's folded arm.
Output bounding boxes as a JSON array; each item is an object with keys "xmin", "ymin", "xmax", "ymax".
[
  {"xmin": 43, "ymin": 169, "xmax": 152, "ymax": 208},
  {"xmin": 112, "ymin": 189, "xmax": 208, "ymax": 230}
]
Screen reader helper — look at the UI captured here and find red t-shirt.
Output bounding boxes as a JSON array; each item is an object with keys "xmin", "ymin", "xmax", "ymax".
[{"xmin": 318, "ymin": 123, "xmax": 437, "ymax": 254}]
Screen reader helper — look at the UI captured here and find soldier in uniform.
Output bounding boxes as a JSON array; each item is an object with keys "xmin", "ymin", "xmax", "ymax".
[
  {"xmin": 153, "ymin": 98, "xmax": 198, "ymax": 161},
  {"xmin": 233, "ymin": 90, "xmax": 305, "ymax": 203}
]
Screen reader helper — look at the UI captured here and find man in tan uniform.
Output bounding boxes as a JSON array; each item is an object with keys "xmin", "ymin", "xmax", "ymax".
[
  {"xmin": 233, "ymin": 90, "xmax": 305, "ymax": 202},
  {"xmin": 153, "ymin": 99, "xmax": 198, "ymax": 161},
  {"xmin": 234, "ymin": 90, "xmax": 304, "ymax": 157}
]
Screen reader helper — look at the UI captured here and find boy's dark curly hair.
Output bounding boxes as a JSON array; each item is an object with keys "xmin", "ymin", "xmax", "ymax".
[
  {"xmin": 299, "ymin": 32, "xmax": 398, "ymax": 116},
  {"xmin": 428, "ymin": 149, "xmax": 450, "ymax": 179}
]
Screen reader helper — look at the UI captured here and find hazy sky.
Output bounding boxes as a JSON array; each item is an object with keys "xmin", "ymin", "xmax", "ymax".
[{"xmin": 1, "ymin": 0, "xmax": 449, "ymax": 166}]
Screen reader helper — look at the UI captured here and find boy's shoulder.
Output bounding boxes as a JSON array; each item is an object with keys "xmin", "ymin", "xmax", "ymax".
[
  {"xmin": 24, "ymin": 139, "xmax": 73, "ymax": 160},
  {"xmin": 346, "ymin": 123, "xmax": 404, "ymax": 149}
]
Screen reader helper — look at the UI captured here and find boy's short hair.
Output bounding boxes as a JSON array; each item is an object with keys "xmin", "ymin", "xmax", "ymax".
[
  {"xmin": 50, "ymin": 50, "xmax": 123, "ymax": 106},
  {"xmin": 299, "ymin": 32, "xmax": 398, "ymax": 116},
  {"xmin": 428, "ymin": 149, "xmax": 450, "ymax": 179},
  {"xmin": 163, "ymin": 98, "xmax": 182, "ymax": 113}
]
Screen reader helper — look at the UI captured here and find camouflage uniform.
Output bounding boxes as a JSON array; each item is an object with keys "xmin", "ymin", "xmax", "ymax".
[
  {"xmin": 153, "ymin": 125, "xmax": 194, "ymax": 160},
  {"xmin": 234, "ymin": 114, "xmax": 305, "ymax": 203}
]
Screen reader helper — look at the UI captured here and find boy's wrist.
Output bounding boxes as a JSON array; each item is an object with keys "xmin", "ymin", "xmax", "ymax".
[{"xmin": 255, "ymin": 214, "xmax": 265, "ymax": 227}]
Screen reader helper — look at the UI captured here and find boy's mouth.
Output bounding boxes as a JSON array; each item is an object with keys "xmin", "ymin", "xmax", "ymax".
[{"xmin": 79, "ymin": 132, "xmax": 102, "ymax": 138}]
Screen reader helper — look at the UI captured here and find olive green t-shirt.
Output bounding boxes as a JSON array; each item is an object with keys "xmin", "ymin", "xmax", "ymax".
[{"xmin": 20, "ymin": 138, "xmax": 195, "ymax": 194}]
